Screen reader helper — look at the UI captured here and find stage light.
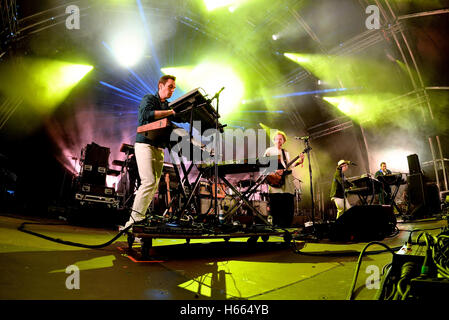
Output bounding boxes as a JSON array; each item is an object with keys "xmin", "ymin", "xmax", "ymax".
[
  {"xmin": 323, "ymin": 93, "xmax": 414, "ymax": 125},
  {"xmin": 272, "ymin": 34, "xmax": 279, "ymax": 41},
  {"xmin": 203, "ymin": 0, "xmax": 238, "ymax": 11},
  {"xmin": 0, "ymin": 58, "xmax": 93, "ymax": 113},
  {"xmin": 109, "ymin": 30, "xmax": 145, "ymax": 67},
  {"xmin": 323, "ymin": 96, "xmax": 358, "ymax": 115},
  {"xmin": 58, "ymin": 64, "xmax": 94, "ymax": 90},
  {"xmin": 259, "ymin": 123, "xmax": 279, "ymax": 140},
  {"xmin": 161, "ymin": 61, "xmax": 244, "ymax": 117},
  {"xmin": 284, "ymin": 53, "xmax": 310, "ymax": 64},
  {"xmin": 372, "ymin": 149, "xmax": 415, "ymax": 174}
]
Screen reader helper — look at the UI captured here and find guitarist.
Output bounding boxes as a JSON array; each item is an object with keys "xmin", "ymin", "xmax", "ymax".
[{"xmin": 263, "ymin": 131, "xmax": 305, "ymax": 227}]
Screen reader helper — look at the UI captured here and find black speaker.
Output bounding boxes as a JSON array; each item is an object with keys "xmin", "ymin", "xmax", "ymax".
[
  {"xmin": 83, "ymin": 143, "xmax": 110, "ymax": 167},
  {"xmin": 330, "ymin": 205, "xmax": 396, "ymax": 242},
  {"xmin": 407, "ymin": 154, "xmax": 421, "ymax": 175},
  {"xmin": 407, "ymin": 173, "xmax": 426, "ymax": 206},
  {"xmin": 407, "ymin": 173, "xmax": 441, "ymax": 217}
]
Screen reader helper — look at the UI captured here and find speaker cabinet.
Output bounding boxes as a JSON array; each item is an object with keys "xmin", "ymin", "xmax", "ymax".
[
  {"xmin": 83, "ymin": 143, "xmax": 110, "ymax": 167},
  {"xmin": 407, "ymin": 154, "xmax": 421, "ymax": 175},
  {"xmin": 407, "ymin": 173, "xmax": 441, "ymax": 217},
  {"xmin": 407, "ymin": 173, "xmax": 426, "ymax": 206},
  {"xmin": 330, "ymin": 205, "xmax": 396, "ymax": 242}
]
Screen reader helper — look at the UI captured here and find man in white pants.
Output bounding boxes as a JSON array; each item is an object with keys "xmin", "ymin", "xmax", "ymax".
[
  {"xmin": 123, "ymin": 75, "xmax": 177, "ymax": 229},
  {"xmin": 330, "ymin": 160, "xmax": 353, "ymax": 219}
]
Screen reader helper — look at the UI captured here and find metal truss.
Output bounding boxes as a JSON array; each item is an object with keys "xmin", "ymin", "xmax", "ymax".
[
  {"xmin": 0, "ymin": 0, "xmax": 18, "ymax": 56},
  {"xmin": 379, "ymin": 0, "xmax": 449, "ymax": 194}
]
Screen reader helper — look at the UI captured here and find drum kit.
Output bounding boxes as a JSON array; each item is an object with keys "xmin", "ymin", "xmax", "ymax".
[{"xmin": 111, "ymin": 142, "xmax": 305, "ymax": 219}]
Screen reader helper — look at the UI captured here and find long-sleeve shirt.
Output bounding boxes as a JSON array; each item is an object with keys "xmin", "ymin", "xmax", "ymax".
[
  {"xmin": 330, "ymin": 168, "xmax": 352, "ymax": 199},
  {"xmin": 263, "ymin": 146, "xmax": 296, "ymax": 194},
  {"xmin": 135, "ymin": 92, "xmax": 171, "ymax": 145}
]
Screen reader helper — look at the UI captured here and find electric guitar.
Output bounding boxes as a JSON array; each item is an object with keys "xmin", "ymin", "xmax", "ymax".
[{"xmin": 266, "ymin": 147, "xmax": 310, "ymax": 188}]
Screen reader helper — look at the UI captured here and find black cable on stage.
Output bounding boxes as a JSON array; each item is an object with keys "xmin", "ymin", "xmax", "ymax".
[
  {"xmin": 346, "ymin": 241, "xmax": 396, "ymax": 300},
  {"xmin": 17, "ymin": 222, "xmax": 132, "ymax": 249}
]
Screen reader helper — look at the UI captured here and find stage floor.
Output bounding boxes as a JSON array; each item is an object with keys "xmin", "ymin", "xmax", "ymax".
[{"xmin": 0, "ymin": 212, "xmax": 446, "ymax": 302}]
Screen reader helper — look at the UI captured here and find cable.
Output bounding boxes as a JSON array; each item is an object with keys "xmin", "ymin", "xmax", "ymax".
[
  {"xmin": 346, "ymin": 241, "xmax": 396, "ymax": 300},
  {"xmin": 18, "ymin": 221, "xmax": 133, "ymax": 249},
  {"xmin": 374, "ymin": 263, "xmax": 394, "ymax": 300},
  {"xmin": 392, "ymin": 261, "xmax": 415, "ymax": 300}
]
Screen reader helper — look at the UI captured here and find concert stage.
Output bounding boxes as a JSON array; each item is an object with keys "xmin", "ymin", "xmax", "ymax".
[
  {"xmin": 0, "ymin": 210, "xmax": 446, "ymax": 303},
  {"xmin": 1, "ymin": 0, "xmax": 449, "ymax": 312}
]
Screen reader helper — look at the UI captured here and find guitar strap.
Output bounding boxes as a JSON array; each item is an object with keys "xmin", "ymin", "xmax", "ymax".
[{"xmin": 281, "ymin": 149, "xmax": 287, "ymax": 169}]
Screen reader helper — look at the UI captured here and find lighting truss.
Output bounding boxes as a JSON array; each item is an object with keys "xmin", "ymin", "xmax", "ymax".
[{"xmin": 0, "ymin": 0, "xmax": 18, "ymax": 56}]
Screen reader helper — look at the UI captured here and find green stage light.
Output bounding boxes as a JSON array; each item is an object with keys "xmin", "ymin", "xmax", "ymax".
[
  {"xmin": 323, "ymin": 93, "xmax": 416, "ymax": 125},
  {"xmin": 284, "ymin": 52, "xmax": 407, "ymax": 94},
  {"xmin": 162, "ymin": 61, "xmax": 244, "ymax": 117},
  {"xmin": 323, "ymin": 96, "xmax": 359, "ymax": 115},
  {"xmin": 0, "ymin": 58, "xmax": 93, "ymax": 113},
  {"xmin": 203, "ymin": 0, "xmax": 240, "ymax": 11},
  {"xmin": 284, "ymin": 53, "xmax": 310, "ymax": 64}
]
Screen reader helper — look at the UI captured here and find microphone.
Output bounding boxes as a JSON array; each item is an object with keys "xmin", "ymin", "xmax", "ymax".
[
  {"xmin": 347, "ymin": 161, "xmax": 357, "ymax": 166},
  {"xmin": 295, "ymin": 136, "xmax": 309, "ymax": 140},
  {"xmin": 212, "ymin": 87, "xmax": 225, "ymax": 99},
  {"xmin": 217, "ymin": 86, "xmax": 225, "ymax": 95},
  {"xmin": 207, "ymin": 87, "xmax": 226, "ymax": 102}
]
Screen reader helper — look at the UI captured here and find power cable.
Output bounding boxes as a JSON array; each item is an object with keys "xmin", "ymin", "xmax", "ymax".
[
  {"xmin": 18, "ymin": 221, "xmax": 132, "ymax": 249},
  {"xmin": 346, "ymin": 241, "xmax": 396, "ymax": 300}
]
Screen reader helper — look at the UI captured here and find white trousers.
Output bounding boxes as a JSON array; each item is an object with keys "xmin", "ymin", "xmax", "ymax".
[
  {"xmin": 332, "ymin": 197, "xmax": 351, "ymax": 219},
  {"xmin": 124, "ymin": 143, "xmax": 164, "ymax": 228}
]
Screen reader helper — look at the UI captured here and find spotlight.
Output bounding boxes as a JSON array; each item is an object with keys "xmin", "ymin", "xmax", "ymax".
[
  {"xmin": 272, "ymin": 34, "xmax": 279, "ymax": 41},
  {"xmin": 161, "ymin": 61, "xmax": 244, "ymax": 117},
  {"xmin": 110, "ymin": 31, "xmax": 145, "ymax": 67}
]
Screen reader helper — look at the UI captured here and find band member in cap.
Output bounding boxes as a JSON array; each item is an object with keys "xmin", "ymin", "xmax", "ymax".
[
  {"xmin": 264, "ymin": 131, "xmax": 304, "ymax": 227},
  {"xmin": 330, "ymin": 160, "xmax": 353, "ymax": 219},
  {"xmin": 374, "ymin": 162, "xmax": 392, "ymax": 204}
]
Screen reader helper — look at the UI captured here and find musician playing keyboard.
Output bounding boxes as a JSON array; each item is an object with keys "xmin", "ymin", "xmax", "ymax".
[
  {"xmin": 374, "ymin": 161, "xmax": 392, "ymax": 204},
  {"xmin": 122, "ymin": 75, "xmax": 177, "ymax": 230},
  {"xmin": 263, "ymin": 131, "xmax": 304, "ymax": 227},
  {"xmin": 330, "ymin": 160, "xmax": 353, "ymax": 219}
]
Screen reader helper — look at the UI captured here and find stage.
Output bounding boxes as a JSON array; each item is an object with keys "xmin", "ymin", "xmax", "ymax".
[
  {"xmin": 1, "ymin": 0, "xmax": 449, "ymax": 311},
  {"xmin": 0, "ymin": 211, "xmax": 446, "ymax": 301}
]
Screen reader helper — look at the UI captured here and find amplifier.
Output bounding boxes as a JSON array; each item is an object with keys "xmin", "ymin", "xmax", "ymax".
[
  {"xmin": 75, "ymin": 193, "xmax": 119, "ymax": 208},
  {"xmin": 79, "ymin": 183, "xmax": 115, "ymax": 197},
  {"xmin": 250, "ymin": 200, "xmax": 268, "ymax": 216},
  {"xmin": 199, "ymin": 196, "xmax": 238, "ymax": 214},
  {"xmin": 80, "ymin": 165, "xmax": 107, "ymax": 185}
]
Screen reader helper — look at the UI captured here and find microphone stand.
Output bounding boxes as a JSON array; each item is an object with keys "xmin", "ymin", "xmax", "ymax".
[
  {"xmin": 291, "ymin": 137, "xmax": 319, "ymax": 241},
  {"xmin": 304, "ymin": 137, "xmax": 317, "ymax": 238},
  {"xmin": 212, "ymin": 89, "xmax": 223, "ymax": 223}
]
